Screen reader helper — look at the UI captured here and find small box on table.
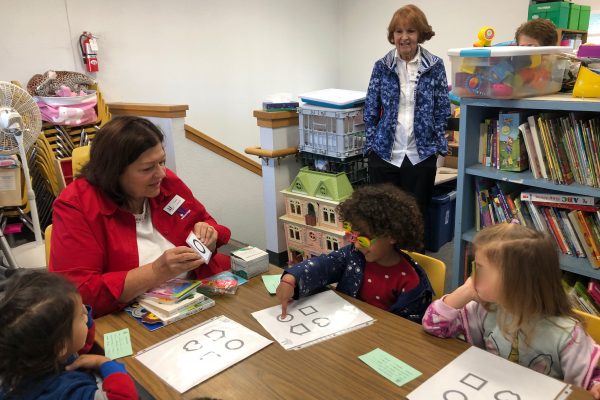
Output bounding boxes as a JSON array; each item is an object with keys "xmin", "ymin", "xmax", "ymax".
[{"xmin": 231, "ymin": 246, "xmax": 269, "ymax": 279}]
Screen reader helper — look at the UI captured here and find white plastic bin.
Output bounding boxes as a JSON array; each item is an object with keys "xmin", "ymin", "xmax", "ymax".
[
  {"xmin": 298, "ymin": 105, "xmax": 365, "ymax": 159},
  {"xmin": 448, "ymin": 46, "xmax": 569, "ymax": 99}
]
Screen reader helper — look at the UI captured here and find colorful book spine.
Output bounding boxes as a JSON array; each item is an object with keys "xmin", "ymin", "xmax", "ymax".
[
  {"xmin": 520, "ymin": 191, "xmax": 597, "ymax": 207},
  {"xmin": 568, "ymin": 210, "xmax": 600, "ymax": 268},
  {"xmin": 558, "ymin": 209, "xmax": 585, "ymax": 258},
  {"xmin": 541, "ymin": 207, "xmax": 570, "ymax": 255},
  {"xmin": 576, "ymin": 211, "xmax": 600, "ymax": 267}
]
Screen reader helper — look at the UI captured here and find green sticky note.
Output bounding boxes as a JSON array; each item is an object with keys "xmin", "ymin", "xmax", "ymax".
[
  {"xmin": 104, "ymin": 328, "xmax": 133, "ymax": 360},
  {"xmin": 358, "ymin": 348, "xmax": 422, "ymax": 387},
  {"xmin": 261, "ymin": 274, "xmax": 282, "ymax": 294}
]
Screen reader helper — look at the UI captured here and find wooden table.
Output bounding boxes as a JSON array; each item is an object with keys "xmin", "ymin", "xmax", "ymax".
[{"xmin": 95, "ymin": 267, "xmax": 591, "ymax": 399}]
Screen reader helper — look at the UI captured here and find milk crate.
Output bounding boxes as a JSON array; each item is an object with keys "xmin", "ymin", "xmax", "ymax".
[
  {"xmin": 298, "ymin": 152, "xmax": 368, "ymax": 187},
  {"xmin": 298, "ymin": 105, "xmax": 365, "ymax": 159}
]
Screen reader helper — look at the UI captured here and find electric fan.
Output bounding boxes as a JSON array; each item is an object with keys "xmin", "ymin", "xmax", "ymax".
[{"xmin": 0, "ymin": 81, "xmax": 45, "ymax": 268}]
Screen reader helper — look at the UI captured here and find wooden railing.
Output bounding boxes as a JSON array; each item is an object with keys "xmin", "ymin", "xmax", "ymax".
[
  {"xmin": 107, "ymin": 102, "xmax": 262, "ymax": 177},
  {"xmin": 184, "ymin": 125, "xmax": 262, "ymax": 176}
]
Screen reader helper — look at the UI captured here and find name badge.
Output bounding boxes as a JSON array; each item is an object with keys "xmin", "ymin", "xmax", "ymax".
[{"xmin": 164, "ymin": 195, "xmax": 185, "ymax": 215}]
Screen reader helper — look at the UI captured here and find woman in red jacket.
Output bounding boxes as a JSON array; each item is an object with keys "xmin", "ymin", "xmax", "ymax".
[{"xmin": 49, "ymin": 116, "xmax": 231, "ymax": 317}]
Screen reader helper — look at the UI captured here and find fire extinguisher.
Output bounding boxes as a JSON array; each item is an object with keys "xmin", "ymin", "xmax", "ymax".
[{"xmin": 79, "ymin": 31, "xmax": 99, "ymax": 73}]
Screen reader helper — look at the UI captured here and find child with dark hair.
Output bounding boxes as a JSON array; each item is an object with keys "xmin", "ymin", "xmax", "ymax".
[
  {"xmin": 0, "ymin": 271, "xmax": 137, "ymax": 400},
  {"xmin": 515, "ymin": 18, "xmax": 558, "ymax": 46},
  {"xmin": 276, "ymin": 184, "xmax": 433, "ymax": 323}
]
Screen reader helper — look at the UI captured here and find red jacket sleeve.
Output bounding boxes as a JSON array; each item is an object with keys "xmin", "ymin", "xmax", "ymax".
[
  {"xmin": 99, "ymin": 361, "xmax": 138, "ymax": 400},
  {"xmin": 49, "ymin": 196, "xmax": 129, "ymax": 317}
]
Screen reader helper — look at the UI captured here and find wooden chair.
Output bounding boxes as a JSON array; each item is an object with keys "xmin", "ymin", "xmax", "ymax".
[
  {"xmin": 44, "ymin": 148, "xmax": 88, "ymax": 267},
  {"xmin": 44, "ymin": 224, "xmax": 52, "ymax": 267},
  {"xmin": 404, "ymin": 251, "xmax": 446, "ymax": 300}
]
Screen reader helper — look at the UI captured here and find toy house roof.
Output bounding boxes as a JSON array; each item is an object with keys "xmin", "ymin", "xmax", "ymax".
[{"xmin": 284, "ymin": 167, "xmax": 353, "ymax": 202}]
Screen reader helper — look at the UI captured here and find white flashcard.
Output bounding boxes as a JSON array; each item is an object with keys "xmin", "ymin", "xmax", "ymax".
[
  {"xmin": 252, "ymin": 290, "xmax": 375, "ymax": 350},
  {"xmin": 407, "ymin": 346, "xmax": 572, "ymax": 400},
  {"xmin": 135, "ymin": 315, "xmax": 272, "ymax": 393},
  {"xmin": 186, "ymin": 231, "xmax": 212, "ymax": 263}
]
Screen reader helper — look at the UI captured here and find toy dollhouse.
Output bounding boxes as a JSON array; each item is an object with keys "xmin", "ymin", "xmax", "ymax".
[{"xmin": 279, "ymin": 167, "xmax": 353, "ymax": 265}]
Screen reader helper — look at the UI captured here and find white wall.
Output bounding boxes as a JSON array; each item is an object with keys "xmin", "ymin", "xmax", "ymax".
[
  {"xmin": 338, "ymin": 0, "xmax": 530, "ymax": 90},
  {"xmin": 0, "ymin": 0, "xmax": 343, "ymax": 249},
  {"xmin": 2, "ymin": 0, "xmax": 581, "ymax": 248}
]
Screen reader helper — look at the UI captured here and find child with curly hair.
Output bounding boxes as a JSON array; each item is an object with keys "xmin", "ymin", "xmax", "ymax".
[
  {"xmin": 0, "ymin": 270, "xmax": 137, "ymax": 400},
  {"xmin": 276, "ymin": 184, "xmax": 433, "ymax": 323}
]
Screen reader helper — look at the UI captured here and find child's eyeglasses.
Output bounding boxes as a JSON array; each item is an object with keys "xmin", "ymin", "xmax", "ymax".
[{"xmin": 343, "ymin": 222, "xmax": 378, "ymax": 249}]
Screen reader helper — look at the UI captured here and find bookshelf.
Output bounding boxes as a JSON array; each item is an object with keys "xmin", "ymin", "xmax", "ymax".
[
  {"xmin": 556, "ymin": 29, "xmax": 587, "ymax": 46},
  {"xmin": 451, "ymin": 94, "xmax": 600, "ymax": 290}
]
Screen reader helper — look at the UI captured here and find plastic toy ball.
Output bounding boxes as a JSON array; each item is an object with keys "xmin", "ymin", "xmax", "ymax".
[
  {"xmin": 492, "ymin": 83, "xmax": 513, "ymax": 97},
  {"xmin": 468, "ymin": 76, "xmax": 480, "ymax": 89}
]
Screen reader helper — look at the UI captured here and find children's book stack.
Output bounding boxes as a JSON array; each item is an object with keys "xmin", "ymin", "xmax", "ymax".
[
  {"xmin": 478, "ymin": 111, "xmax": 600, "ymax": 188},
  {"xmin": 563, "ymin": 273, "xmax": 600, "ymax": 316},
  {"xmin": 475, "ymin": 178, "xmax": 600, "ymax": 268},
  {"xmin": 126, "ymin": 278, "xmax": 215, "ymax": 331}
]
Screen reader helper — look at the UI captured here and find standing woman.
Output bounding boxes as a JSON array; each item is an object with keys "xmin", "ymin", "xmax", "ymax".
[{"xmin": 364, "ymin": 4, "xmax": 450, "ymax": 219}]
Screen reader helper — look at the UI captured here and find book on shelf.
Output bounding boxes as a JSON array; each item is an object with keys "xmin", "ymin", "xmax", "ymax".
[
  {"xmin": 574, "ymin": 281, "xmax": 600, "ymax": 316},
  {"xmin": 481, "ymin": 112, "xmax": 600, "ymax": 190},
  {"xmin": 568, "ymin": 210, "xmax": 600, "ymax": 268},
  {"xmin": 520, "ymin": 191, "xmax": 599, "ymax": 207},
  {"xmin": 527, "ymin": 115, "xmax": 549, "ymax": 180},
  {"xmin": 588, "ymin": 280, "xmax": 600, "ymax": 307},
  {"xmin": 519, "ymin": 122, "xmax": 541, "ymax": 179},
  {"xmin": 139, "ymin": 278, "xmax": 202, "ymax": 304},
  {"xmin": 498, "ymin": 112, "xmax": 528, "ymax": 172},
  {"xmin": 557, "ymin": 209, "xmax": 585, "ymax": 258}
]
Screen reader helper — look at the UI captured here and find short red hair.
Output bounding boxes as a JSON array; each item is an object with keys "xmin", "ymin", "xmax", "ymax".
[{"xmin": 387, "ymin": 4, "xmax": 435, "ymax": 45}]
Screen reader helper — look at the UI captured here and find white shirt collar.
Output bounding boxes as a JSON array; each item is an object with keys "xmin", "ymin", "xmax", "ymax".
[{"xmin": 394, "ymin": 46, "xmax": 421, "ymax": 65}]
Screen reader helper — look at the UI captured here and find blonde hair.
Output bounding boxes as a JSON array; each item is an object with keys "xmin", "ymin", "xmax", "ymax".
[{"xmin": 473, "ymin": 223, "xmax": 578, "ymax": 340}]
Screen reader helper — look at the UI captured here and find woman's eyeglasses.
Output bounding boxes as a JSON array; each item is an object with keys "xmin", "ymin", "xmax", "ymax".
[{"xmin": 343, "ymin": 222, "xmax": 378, "ymax": 249}]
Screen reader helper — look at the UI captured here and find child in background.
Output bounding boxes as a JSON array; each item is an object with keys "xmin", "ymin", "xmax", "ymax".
[
  {"xmin": 515, "ymin": 18, "xmax": 558, "ymax": 46},
  {"xmin": 0, "ymin": 271, "xmax": 138, "ymax": 400},
  {"xmin": 276, "ymin": 184, "xmax": 433, "ymax": 323},
  {"xmin": 515, "ymin": 18, "xmax": 580, "ymax": 90},
  {"xmin": 422, "ymin": 223, "xmax": 600, "ymax": 398}
]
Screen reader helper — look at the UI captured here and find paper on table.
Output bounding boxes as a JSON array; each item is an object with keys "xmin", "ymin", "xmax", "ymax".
[
  {"xmin": 135, "ymin": 315, "xmax": 272, "ymax": 393},
  {"xmin": 252, "ymin": 290, "xmax": 375, "ymax": 350},
  {"xmin": 103, "ymin": 328, "xmax": 133, "ymax": 360},
  {"xmin": 359, "ymin": 348, "xmax": 422, "ymax": 387},
  {"xmin": 407, "ymin": 346, "xmax": 572, "ymax": 400},
  {"xmin": 261, "ymin": 274, "xmax": 282, "ymax": 294}
]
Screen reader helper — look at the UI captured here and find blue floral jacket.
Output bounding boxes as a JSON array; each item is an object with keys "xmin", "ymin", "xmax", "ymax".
[
  {"xmin": 283, "ymin": 244, "xmax": 433, "ymax": 323},
  {"xmin": 363, "ymin": 46, "xmax": 451, "ymax": 161}
]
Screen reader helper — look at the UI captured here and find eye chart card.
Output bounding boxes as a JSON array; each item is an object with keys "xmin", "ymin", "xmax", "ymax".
[
  {"xmin": 134, "ymin": 315, "xmax": 272, "ymax": 393},
  {"xmin": 252, "ymin": 290, "xmax": 375, "ymax": 350},
  {"xmin": 407, "ymin": 346, "xmax": 571, "ymax": 400}
]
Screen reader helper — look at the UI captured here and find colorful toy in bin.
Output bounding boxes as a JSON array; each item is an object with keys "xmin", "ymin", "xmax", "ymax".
[
  {"xmin": 573, "ymin": 66, "xmax": 600, "ymax": 98},
  {"xmin": 473, "ymin": 26, "xmax": 495, "ymax": 47},
  {"xmin": 448, "ymin": 46, "xmax": 568, "ymax": 99}
]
